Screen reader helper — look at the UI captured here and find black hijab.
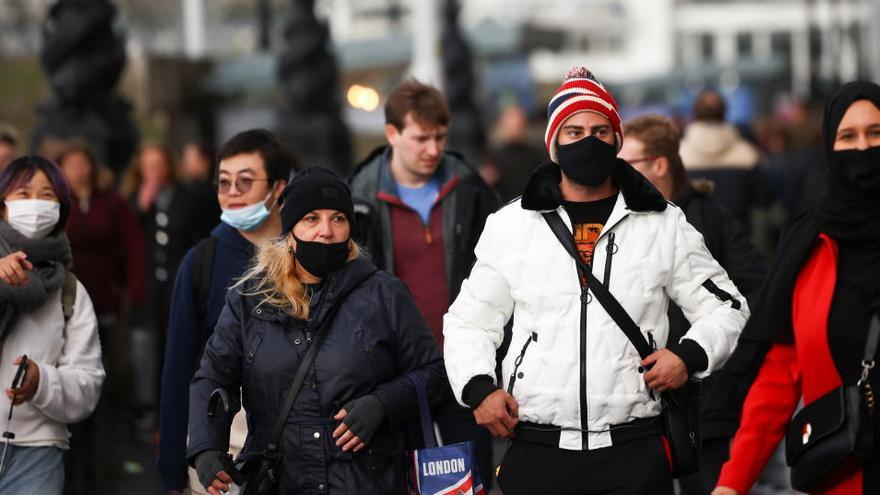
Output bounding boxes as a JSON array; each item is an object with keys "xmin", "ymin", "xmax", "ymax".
[{"xmin": 814, "ymin": 81, "xmax": 880, "ymax": 249}]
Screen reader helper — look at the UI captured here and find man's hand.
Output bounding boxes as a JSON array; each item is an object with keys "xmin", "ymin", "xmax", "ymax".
[
  {"xmin": 6, "ymin": 356, "xmax": 39, "ymax": 405},
  {"xmin": 0, "ymin": 251, "xmax": 32, "ymax": 286},
  {"xmin": 473, "ymin": 389, "xmax": 518, "ymax": 438},
  {"xmin": 641, "ymin": 349, "xmax": 687, "ymax": 393},
  {"xmin": 711, "ymin": 487, "xmax": 739, "ymax": 495}
]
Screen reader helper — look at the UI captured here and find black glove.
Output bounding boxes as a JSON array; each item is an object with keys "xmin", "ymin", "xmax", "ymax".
[
  {"xmin": 193, "ymin": 449, "xmax": 227, "ymax": 490},
  {"xmin": 341, "ymin": 394, "xmax": 386, "ymax": 445}
]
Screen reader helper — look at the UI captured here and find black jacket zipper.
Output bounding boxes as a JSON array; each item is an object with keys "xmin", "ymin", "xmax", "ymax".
[
  {"xmin": 506, "ymin": 332, "xmax": 537, "ymax": 394},
  {"xmin": 603, "ymin": 232, "xmax": 616, "ymax": 287},
  {"xmin": 579, "ymin": 271, "xmax": 590, "ymax": 449}
]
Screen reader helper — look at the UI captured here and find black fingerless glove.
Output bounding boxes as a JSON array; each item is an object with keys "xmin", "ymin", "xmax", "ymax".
[
  {"xmin": 341, "ymin": 394, "xmax": 386, "ymax": 445},
  {"xmin": 193, "ymin": 449, "xmax": 227, "ymax": 489}
]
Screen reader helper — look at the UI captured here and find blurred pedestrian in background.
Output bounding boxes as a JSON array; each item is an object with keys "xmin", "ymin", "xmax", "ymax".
[
  {"xmin": 680, "ymin": 89, "xmax": 777, "ymax": 236},
  {"xmin": 713, "ymin": 80, "xmax": 880, "ymax": 495},
  {"xmin": 158, "ymin": 129, "xmax": 295, "ymax": 495},
  {"xmin": 59, "ymin": 143, "xmax": 146, "ymax": 494},
  {"xmin": 483, "ymin": 105, "xmax": 546, "ymax": 203},
  {"xmin": 0, "ymin": 125, "xmax": 19, "ymax": 172},
  {"xmin": 348, "ymin": 78, "xmax": 497, "ymax": 486},
  {"xmin": 180, "ymin": 142, "xmax": 214, "ymax": 183},
  {"xmin": 122, "ymin": 144, "xmax": 216, "ymax": 438},
  {"xmin": 0, "ymin": 156, "xmax": 104, "ymax": 495},
  {"xmin": 188, "ymin": 167, "xmax": 444, "ymax": 495},
  {"xmin": 619, "ymin": 114, "xmax": 767, "ymax": 494}
]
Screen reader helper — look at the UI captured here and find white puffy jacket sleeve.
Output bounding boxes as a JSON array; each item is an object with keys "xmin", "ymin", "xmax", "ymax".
[
  {"xmin": 32, "ymin": 280, "xmax": 105, "ymax": 424},
  {"xmin": 444, "ymin": 211, "xmax": 515, "ymax": 405},
  {"xmin": 665, "ymin": 207, "xmax": 750, "ymax": 377}
]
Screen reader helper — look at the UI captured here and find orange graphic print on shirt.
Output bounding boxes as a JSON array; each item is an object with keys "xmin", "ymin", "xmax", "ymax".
[{"xmin": 573, "ymin": 223, "xmax": 603, "ymax": 265}]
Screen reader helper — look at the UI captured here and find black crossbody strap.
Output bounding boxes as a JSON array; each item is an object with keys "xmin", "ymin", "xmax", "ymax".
[
  {"xmin": 542, "ymin": 211, "xmax": 654, "ymax": 359},
  {"xmin": 262, "ymin": 269, "xmax": 376, "ymax": 459},
  {"xmin": 865, "ymin": 315, "xmax": 880, "ymax": 363}
]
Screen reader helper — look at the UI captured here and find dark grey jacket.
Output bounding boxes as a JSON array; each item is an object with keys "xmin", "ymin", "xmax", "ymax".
[{"xmin": 347, "ymin": 147, "xmax": 497, "ymax": 303}]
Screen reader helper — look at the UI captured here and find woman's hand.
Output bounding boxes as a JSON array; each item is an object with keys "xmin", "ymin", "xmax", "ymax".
[
  {"xmin": 194, "ymin": 450, "xmax": 233, "ymax": 495},
  {"xmin": 711, "ymin": 487, "xmax": 739, "ymax": 495},
  {"xmin": 0, "ymin": 251, "xmax": 32, "ymax": 286},
  {"xmin": 332, "ymin": 394, "xmax": 386, "ymax": 452},
  {"xmin": 6, "ymin": 355, "xmax": 39, "ymax": 405}
]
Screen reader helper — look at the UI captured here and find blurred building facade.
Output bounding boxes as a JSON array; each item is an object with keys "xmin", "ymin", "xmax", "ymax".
[{"xmin": 2, "ymin": 0, "xmax": 879, "ymax": 157}]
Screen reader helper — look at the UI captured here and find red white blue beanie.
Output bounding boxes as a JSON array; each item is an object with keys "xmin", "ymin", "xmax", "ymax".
[{"xmin": 545, "ymin": 66, "xmax": 623, "ymax": 163}]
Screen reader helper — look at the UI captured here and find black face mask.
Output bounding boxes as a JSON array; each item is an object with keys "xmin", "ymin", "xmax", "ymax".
[
  {"xmin": 831, "ymin": 146, "xmax": 880, "ymax": 194},
  {"xmin": 293, "ymin": 236, "xmax": 350, "ymax": 278},
  {"xmin": 557, "ymin": 136, "xmax": 619, "ymax": 187}
]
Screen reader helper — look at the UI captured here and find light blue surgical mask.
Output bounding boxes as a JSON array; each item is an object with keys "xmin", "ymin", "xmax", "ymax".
[{"xmin": 220, "ymin": 192, "xmax": 274, "ymax": 231}]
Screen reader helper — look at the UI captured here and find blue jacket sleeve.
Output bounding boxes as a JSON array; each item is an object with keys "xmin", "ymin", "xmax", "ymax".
[
  {"xmin": 370, "ymin": 275, "xmax": 446, "ymax": 428},
  {"xmin": 186, "ymin": 289, "xmax": 245, "ymax": 461},
  {"xmin": 157, "ymin": 249, "xmax": 199, "ymax": 492}
]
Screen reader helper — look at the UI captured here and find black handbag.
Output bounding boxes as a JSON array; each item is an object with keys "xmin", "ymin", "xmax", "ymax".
[
  {"xmin": 543, "ymin": 211, "xmax": 701, "ymax": 477},
  {"xmin": 784, "ymin": 314, "xmax": 879, "ymax": 492}
]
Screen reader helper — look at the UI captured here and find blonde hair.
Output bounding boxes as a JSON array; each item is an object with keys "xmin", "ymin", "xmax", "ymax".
[{"xmin": 235, "ymin": 235, "xmax": 362, "ymax": 320}]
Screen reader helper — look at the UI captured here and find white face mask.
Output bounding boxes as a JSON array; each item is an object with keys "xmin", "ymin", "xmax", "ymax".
[{"xmin": 5, "ymin": 199, "xmax": 61, "ymax": 239}]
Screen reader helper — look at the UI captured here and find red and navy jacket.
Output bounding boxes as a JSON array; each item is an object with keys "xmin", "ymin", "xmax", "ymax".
[{"xmin": 348, "ymin": 147, "xmax": 497, "ymax": 346}]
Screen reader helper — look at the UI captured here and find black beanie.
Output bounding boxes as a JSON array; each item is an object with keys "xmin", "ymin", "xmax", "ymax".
[{"xmin": 280, "ymin": 167, "xmax": 355, "ymax": 235}]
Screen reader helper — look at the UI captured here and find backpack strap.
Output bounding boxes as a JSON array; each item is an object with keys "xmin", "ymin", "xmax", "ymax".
[
  {"xmin": 62, "ymin": 270, "xmax": 78, "ymax": 323},
  {"xmin": 191, "ymin": 237, "xmax": 217, "ymax": 370}
]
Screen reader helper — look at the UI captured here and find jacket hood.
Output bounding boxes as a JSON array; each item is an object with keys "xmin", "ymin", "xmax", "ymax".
[
  {"xmin": 679, "ymin": 122, "xmax": 760, "ymax": 169},
  {"xmin": 211, "ymin": 222, "xmax": 256, "ymax": 255},
  {"xmin": 521, "ymin": 159, "xmax": 667, "ymax": 213}
]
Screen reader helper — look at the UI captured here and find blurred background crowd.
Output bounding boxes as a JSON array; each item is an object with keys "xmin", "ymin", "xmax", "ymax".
[{"xmin": 2, "ymin": 0, "xmax": 879, "ymax": 493}]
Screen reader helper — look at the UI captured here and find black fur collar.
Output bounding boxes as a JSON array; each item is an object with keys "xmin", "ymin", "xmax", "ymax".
[{"xmin": 521, "ymin": 159, "xmax": 668, "ymax": 213}]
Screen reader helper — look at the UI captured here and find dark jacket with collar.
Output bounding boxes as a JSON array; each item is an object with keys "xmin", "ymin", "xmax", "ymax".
[
  {"xmin": 158, "ymin": 222, "xmax": 255, "ymax": 491},
  {"xmin": 187, "ymin": 256, "xmax": 445, "ymax": 495},
  {"xmin": 347, "ymin": 146, "xmax": 497, "ymax": 344},
  {"xmin": 703, "ymin": 213, "xmax": 820, "ymax": 434},
  {"xmin": 670, "ymin": 183, "xmax": 768, "ymax": 438}
]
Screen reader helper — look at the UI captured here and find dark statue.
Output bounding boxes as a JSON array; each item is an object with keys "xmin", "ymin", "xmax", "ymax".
[
  {"xmin": 277, "ymin": 0, "xmax": 351, "ymax": 173},
  {"xmin": 441, "ymin": 0, "xmax": 485, "ymax": 165},
  {"xmin": 31, "ymin": 0, "xmax": 138, "ymax": 174}
]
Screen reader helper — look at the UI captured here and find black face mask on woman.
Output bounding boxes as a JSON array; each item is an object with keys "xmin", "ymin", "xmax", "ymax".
[
  {"xmin": 293, "ymin": 236, "xmax": 350, "ymax": 278},
  {"xmin": 832, "ymin": 145, "xmax": 880, "ymax": 194},
  {"xmin": 556, "ymin": 136, "xmax": 619, "ymax": 187}
]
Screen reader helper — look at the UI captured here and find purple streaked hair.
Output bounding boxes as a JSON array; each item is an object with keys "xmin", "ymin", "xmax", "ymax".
[{"xmin": 0, "ymin": 155, "xmax": 72, "ymax": 234}]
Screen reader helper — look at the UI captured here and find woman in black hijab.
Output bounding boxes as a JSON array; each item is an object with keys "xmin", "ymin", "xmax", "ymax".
[{"xmin": 711, "ymin": 81, "xmax": 880, "ymax": 495}]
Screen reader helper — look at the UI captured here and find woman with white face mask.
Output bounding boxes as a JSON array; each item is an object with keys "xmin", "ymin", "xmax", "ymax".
[{"xmin": 0, "ymin": 156, "xmax": 104, "ymax": 495}]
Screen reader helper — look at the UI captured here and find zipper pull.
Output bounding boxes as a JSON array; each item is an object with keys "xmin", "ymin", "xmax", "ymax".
[
  {"xmin": 306, "ymin": 332, "xmax": 312, "ymax": 344},
  {"xmin": 424, "ymin": 227, "xmax": 433, "ymax": 244},
  {"xmin": 647, "ymin": 331, "xmax": 657, "ymax": 351},
  {"xmin": 606, "ymin": 232, "xmax": 616, "ymax": 253}
]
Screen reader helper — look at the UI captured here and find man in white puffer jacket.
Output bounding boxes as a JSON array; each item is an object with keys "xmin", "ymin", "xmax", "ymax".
[{"xmin": 443, "ymin": 67, "xmax": 750, "ymax": 494}]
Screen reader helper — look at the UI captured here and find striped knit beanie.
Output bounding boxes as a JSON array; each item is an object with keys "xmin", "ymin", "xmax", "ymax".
[{"xmin": 545, "ymin": 66, "xmax": 623, "ymax": 163}]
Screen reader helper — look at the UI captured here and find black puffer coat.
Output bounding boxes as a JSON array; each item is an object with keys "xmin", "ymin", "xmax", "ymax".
[{"xmin": 187, "ymin": 256, "xmax": 445, "ymax": 495}]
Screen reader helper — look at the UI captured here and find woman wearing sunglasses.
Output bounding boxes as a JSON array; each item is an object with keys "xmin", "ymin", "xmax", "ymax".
[
  {"xmin": 187, "ymin": 167, "xmax": 444, "ymax": 495},
  {"xmin": 0, "ymin": 156, "xmax": 104, "ymax": 494}
]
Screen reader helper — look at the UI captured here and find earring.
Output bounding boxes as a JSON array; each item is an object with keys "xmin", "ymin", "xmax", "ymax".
[{"xmin": 287, "ymin": 247, "xmax": 293, "ymax": 255}]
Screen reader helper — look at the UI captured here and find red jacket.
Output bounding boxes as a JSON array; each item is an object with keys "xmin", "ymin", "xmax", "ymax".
[
  {"xmin": 718, "ymin": 234, "xmax": 864, "ymax": 494},
  {"xmin": 67, "ymin": 190, "xmax": 146, "ymax": 317}
]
